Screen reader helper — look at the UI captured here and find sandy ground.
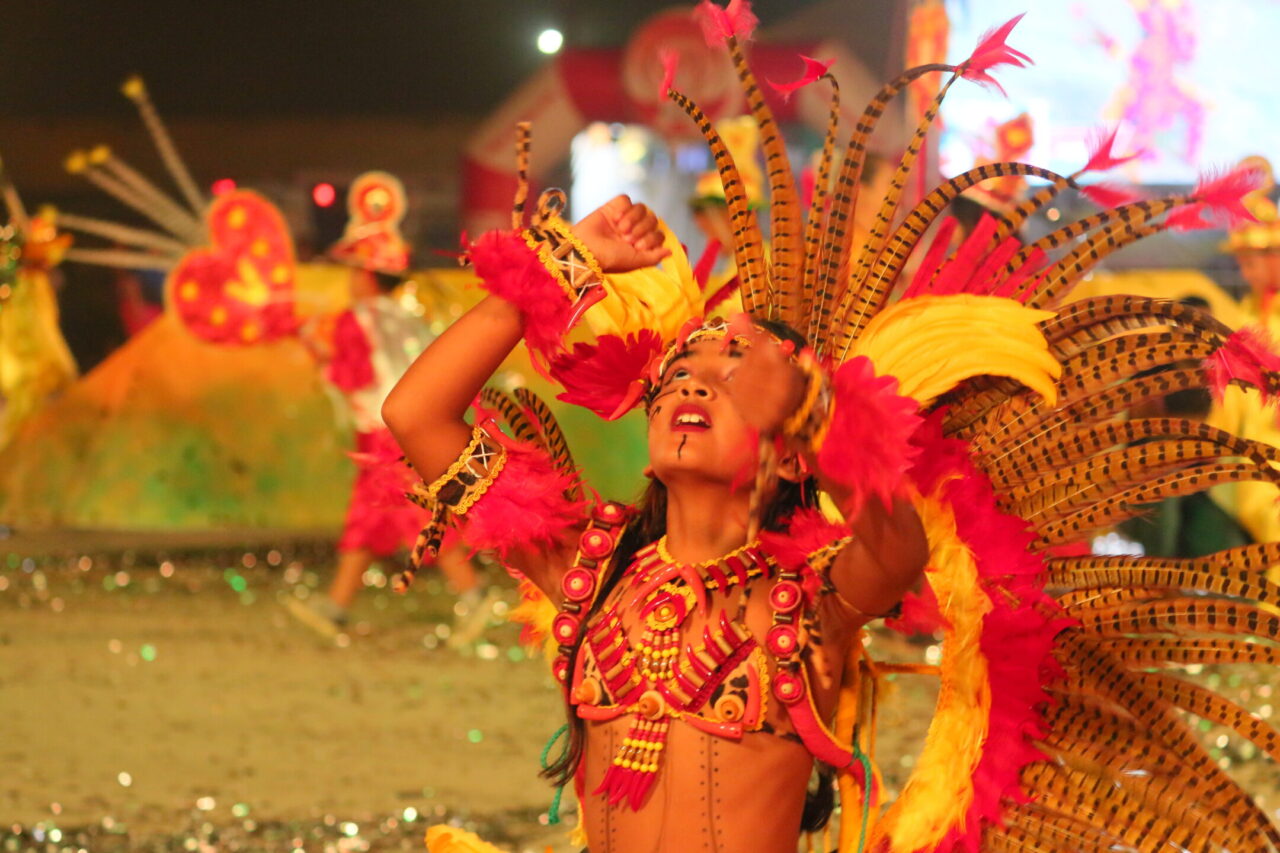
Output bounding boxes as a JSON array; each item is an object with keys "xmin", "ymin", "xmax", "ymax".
[
  {"xmin": 2, "ymin": 537, "xmax": 1277, "ymax": 852},
  {"xmin": 2, "ymin": 542, "xmax": 572, "ymax": 852}
]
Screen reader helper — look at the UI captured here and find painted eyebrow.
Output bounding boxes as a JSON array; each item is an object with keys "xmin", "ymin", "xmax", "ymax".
[
  {"xmin": 657, "ymin": 350, "xmax": 693, "ymax": 387},
  {"xmin": 657, "ymin": 341, "xmax": 745, "ymax": 390}
]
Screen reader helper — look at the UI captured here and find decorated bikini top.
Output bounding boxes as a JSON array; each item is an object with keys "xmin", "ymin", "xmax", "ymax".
[{"xmin": 546, "ymin": 501, "xmax": 858, "ymax": 810}]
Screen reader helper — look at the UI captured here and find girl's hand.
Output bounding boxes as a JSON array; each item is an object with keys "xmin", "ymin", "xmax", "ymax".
[
  {"xmin": 723, "ymin": 323, "xmax": 807, "ymax": 437},
  {"xmin": 572, "ymin": 195, "xmax": 671, "ymax": 273}
]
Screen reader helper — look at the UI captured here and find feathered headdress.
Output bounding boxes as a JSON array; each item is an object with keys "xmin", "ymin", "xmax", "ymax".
[{"xmin": 328, "ymin": 170, "xmax": 412, "ymax": 274}]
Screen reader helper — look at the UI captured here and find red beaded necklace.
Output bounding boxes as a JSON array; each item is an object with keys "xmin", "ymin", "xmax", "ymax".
[{"xmin": 589, "ymin": 537, "xmax": 773, "ymax": 809}]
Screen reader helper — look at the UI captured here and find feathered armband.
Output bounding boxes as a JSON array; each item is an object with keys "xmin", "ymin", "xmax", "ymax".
[
  {"xmin": 467, "ymin": 211, "xmax": 605, "ymax": 361},
  {"xmin": 398, "ymin": 419, "xmax": 585, "ymax": 592}
]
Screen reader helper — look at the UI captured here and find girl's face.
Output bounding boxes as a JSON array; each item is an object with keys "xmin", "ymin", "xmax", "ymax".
[{"xmin": 646, "ymin": 338, "xmax": 758, "ymax": 487}]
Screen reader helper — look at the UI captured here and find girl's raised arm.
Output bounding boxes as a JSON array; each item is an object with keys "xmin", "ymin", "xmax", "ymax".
[{"xmin": 381, "ymin": 195, "xmax": 668, "ymax": 595}]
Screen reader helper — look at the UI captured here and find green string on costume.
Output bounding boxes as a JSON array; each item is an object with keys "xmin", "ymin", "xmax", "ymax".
[
  {"xmin": 852, "ymin": 742, "xmax": 874, "ymax": 853},
  {"xmin": 539, "ymin": 723, "xmax": 570, "ymax": 825}
]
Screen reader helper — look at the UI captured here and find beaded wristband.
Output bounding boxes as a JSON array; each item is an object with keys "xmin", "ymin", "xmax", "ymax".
[
  {"xmin": 411, "ymin": 425, "xmax": 508, "ymax": 517},
  {"xmin": 545, "ymin": 215, "xmax": 606, "ymax": 281},
  {"xmin": 522, "ymin": 214, "xmax": 606, "ymax": 305},
  {"xmin": 520, "ymin": 229, "xmax": 579, "ymax": 303}
]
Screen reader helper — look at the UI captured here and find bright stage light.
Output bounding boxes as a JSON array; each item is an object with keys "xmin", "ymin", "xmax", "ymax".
[
  {"xmin": 211, "ymin": 178, "xmax": 236, "ymax": 196},
  {"xmin": 312, "ymin": 182, "xmax": 337, "ymax": 207},
  {"xmin": 537, "ymin": 28, "xmax": 564, "ymax": 55}
]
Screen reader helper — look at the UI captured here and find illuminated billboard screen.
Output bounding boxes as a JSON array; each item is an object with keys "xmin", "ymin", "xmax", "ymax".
[{"xmin": 940, "ymin": 1, "xmax": 1277, "ymax": 186}]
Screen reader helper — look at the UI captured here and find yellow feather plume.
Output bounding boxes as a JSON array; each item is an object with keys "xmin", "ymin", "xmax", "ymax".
[
  {"xmin": 870, "ymin": 493, "xmax": 993, "ymax": 853},
  {"xmin": 850, "ymin": 295, "xmax": 1061, "ymax": 406},
  {"xmin": 582, "ymin": 222, "xmax": 708, "ymax": 343},
  {"xmin": 507, "ymin": 578, "xmax": 559, "ymax": 660}
]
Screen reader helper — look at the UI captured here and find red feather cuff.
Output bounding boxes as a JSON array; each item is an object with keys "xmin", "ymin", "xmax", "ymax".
[
  {"xmin": 816, "ymin": 356, "xmax": 923, "ymax": 519},
  {"xmin": 468, "ymin": 229, "xmax": 574, "ymax": 359},
  {"xmin": 456, "ymin": 436, "xmax": 587, "ymax": 558}
]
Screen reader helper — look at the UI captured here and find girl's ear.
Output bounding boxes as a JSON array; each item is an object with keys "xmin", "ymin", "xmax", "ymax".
[
  {"xmin": 776, "ymin": 452, "xmax": 806, "ymax": 483},
  {"xmin": 642, "ymin": 464, "xmax": 656, "ymax": 479}
]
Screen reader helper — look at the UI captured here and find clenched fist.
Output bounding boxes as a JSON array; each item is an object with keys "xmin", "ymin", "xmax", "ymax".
[{"xmin": 572, "ymin": 195, "xmax": 670, "ymax": 273}]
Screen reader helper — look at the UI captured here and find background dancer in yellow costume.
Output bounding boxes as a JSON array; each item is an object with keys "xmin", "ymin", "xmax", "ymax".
[
  {"xmin": 1209, "ymin": 155, "xmax": 1280, "ymax": 558},
  {"xmin": 386, "ymin": 5, "xmax": 1280, "ymax": 851},
  {"xmin": 0, "ymin": 167, "xmax": 77, "ymax": 451}
]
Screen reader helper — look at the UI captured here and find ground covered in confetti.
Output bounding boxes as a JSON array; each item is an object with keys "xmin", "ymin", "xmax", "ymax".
[{"xmin": 2, "ymin": 537, "xmax": 1277, "ymax": 852}]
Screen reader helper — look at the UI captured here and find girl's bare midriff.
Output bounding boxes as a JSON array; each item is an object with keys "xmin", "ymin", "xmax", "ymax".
[
  {"xmin": 581, "ymin": 719, "xmax": 814, "ymax": 853},
  {"xmin": 576, "ymin": 587, "xmax": 861, "ymax": 853}
]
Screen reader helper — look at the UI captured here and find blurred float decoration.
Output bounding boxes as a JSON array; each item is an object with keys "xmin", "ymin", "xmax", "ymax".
[
  {"xmin": 963, "ymin": 112, "xmax": 1035, "ymax": 218},
  {"xmin": 1094, "ymin": 0, "xmax": 1204, "ymax": 167},
  {"xmin": 0, "ymin": 161, "xmax": 78, "ymax": 450},
  {"xmin": 55, "ymin": 78, "xmax": 300, "ymax": 347},
  {"xmin": 0, "ymin": 77, "xmax": 350, "ymax": 532},
  {"xmin": 0, "ymin": 78, "xmax": 647, "ymax": 534},
  {"xmin": 904, "ymin": 0, "xmax": 949, "ymax": 197},
  {"xmin": 164, "ymin": 191, "xmax": 299, "ymax": 345}
]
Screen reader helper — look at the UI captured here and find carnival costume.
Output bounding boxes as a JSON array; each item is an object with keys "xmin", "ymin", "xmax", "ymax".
[
  {"xmin": 403, "ymin": 5, "xmax": 1280, "ymax": 851},
  {"xmin": 0, "ymin": 192, "xmax": 77, "ymax": 451},
  {"xmin": 324, "ymin": 172, "xmax": 435, "ymax": 557},
  {"xmin": 1209, "ymin": 157, "xmax": 1280, "ymax": 551}
]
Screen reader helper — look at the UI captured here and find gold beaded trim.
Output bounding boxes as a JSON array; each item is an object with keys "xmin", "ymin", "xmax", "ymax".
[
  {"xmin": 653, "ymin": 536, "xmax": 761, "ymax": 573},
  {"xmin": 412, "ymin": 425, "xmax": 508, "ymax": 517},
  {"xmin": 521, "ymin": 213, "xmax": 606, "ymax": 307},
  {"xmin": 521, "ymin": 229, "xmax": 578, "ymax": 302}
]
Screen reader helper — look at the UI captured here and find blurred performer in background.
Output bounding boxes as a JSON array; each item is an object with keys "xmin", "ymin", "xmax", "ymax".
[
  {"xmin": 1208, "ymin": 155, "xmax": 1280, "ymax": 556},
  {"xmin": 287, "ymin": 172, "xmax": 486, "ymax": 638},
  {"xmin": 0, "ymin": 184, "xmax": 77, "ymax": 451}
]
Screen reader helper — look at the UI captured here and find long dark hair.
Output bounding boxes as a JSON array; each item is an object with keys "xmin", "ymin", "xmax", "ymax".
[{"xmin": 542, "ymin": 319, "xmax": 836, "ymax": 831}]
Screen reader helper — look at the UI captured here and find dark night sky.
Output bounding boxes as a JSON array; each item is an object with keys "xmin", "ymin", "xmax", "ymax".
[{"xmin": 1, "ymin": 1, "xmax": 834, "ymax": 119}]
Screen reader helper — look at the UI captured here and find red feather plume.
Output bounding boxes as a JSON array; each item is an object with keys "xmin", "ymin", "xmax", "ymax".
[
  {"xmin": 905, "ymin": 218, "xmax": 960, "ymax": 299},
  {"xmin": 693, "ymin": 238, "xmax": 722, "ymax": 287},
  {"xmin": 769, "ymin": 55, "xmax": 835, "ymax": 99},
  {"xmin": 1081, "ymin": 126, "xmax": 1141, "ymax": 175},
  {"xmin": 1205, "ymin": 325, "xmax": 1280, "ymax": 405},
  {"xmin": 760, "ymin": 506, "xmax": 848, "ymax": 574},
  {"xmin": 659, "ymin": 48, "xmax": 679, "ymax": 99},
  {"xmin": 550, "ymin": 331, "xmax": 666, "ymax": 419},
  {"xmin": 1164, "ymin": 203, "xmax": 1212, "ymax": 232},
  {"xmin": 816, "ymin": 356, "xmax": 922, "ymax": 520},
  {"xmin": 1080, "ymin": 182, "xmax": 1141, "ymax": 209},
  {"xmin": 694, "ymin": 0, "xmax": 758, "ymax": 46},
  {"xmin": 959, "ymin": 14, "xmax": 1032, "ymax": 96},
  {"xmin": 1190, "ymin": 164, "xmax": 1266, "ymax": 228},
  {"xmin": 1162, "ymin": 162, "xmax": 1264, "ymax": 230}
]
